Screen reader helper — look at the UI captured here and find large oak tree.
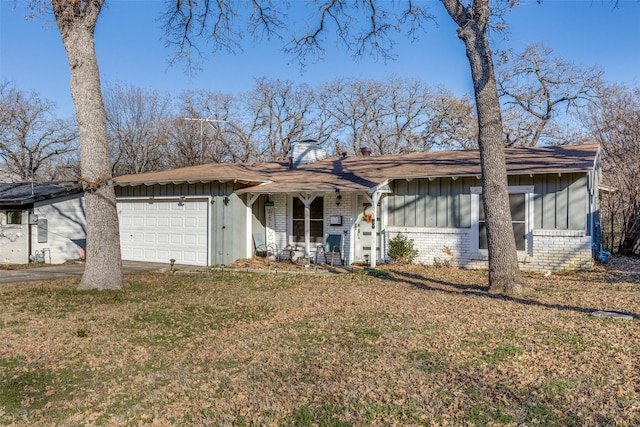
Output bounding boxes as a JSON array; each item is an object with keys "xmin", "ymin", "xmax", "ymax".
[
  {"xmin": 441, "ymin": 0, "xmax": 524, "ymax": 292},
  {"xmin": 51, "ymin": 0, "xmax": 124, "ymax": 290}
]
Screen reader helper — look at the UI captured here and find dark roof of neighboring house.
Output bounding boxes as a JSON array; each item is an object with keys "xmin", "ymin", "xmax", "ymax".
[
  {"xmin": 114, "ymin": 144, "xmax": 600, "ymax": 194},
  {"xmin": 0, "ymin": 182, "xmax": 82, "ymax": 207}
]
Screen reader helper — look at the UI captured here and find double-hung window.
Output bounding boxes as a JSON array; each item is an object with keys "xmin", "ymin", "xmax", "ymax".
[
  {"xmin": 471, "ymin": 186, "xmax": 533, "ymax": 256},
  {"xmin": 292, "ymin": 197, "xmax": 324, "ymax": 244}
]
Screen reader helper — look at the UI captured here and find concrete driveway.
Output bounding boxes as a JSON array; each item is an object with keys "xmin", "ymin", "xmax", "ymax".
[{"xmin": 0, "ymin": 261, "xmax": 177, "ymax": 284}]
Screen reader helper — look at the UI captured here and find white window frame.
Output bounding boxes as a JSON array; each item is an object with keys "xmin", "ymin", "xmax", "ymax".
[
  {"xmin": 289, "ymin": 195, "xmax": 325, "ymax": 246},
  {"xmin": 470, "ymin": 185, "xmax": 534, "ymax": 258}
]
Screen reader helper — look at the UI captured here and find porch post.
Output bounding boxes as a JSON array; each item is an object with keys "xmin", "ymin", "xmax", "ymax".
[
  {"xmin": 245, "ymin": 193, "xmax": 260, "ymax": 258},
  {"xmin": 298, "ymin": 193, "xmax": 316, "ymax": 258},
  {"xmin": 365, "ymin": 191, "xmax": 382, "ymax": 269}
]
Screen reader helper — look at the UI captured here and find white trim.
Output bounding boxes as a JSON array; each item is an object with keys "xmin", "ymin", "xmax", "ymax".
[
  {"xmin": 470, "ymin": 185, "xmax": 534, "ymax": 195},
  {"xmin": 290, "ymin": 193, "xmax": 323, "ymax": 258},
  {"xmin": 245, "ymin": 194, "xmax": 259, "ymax": 258},
  {"xmin": 533, "ymin": 229, "xmax": 586, "ymax": 237},
  {"xmin": 470, "ymin": 186, "xmax": 535, "ymax": 258},
  {"xmin": 380, "ymin": 195, "xmax": 388, "ymax": 262},
  {"xmin": 116, "ymin": 196, "xmax": 208, "ymax": 202},
  {"xmin": 386, "ymin": 225, "xmax": 470, "ymax": 234},
  {"xmin": 207, "ymin": 196, "xmax": 213, "ymax": 266},
  {"xmin": 369, "ymin": 179, "xmax": 392, "ymax": 194},
  {"xmin": 117, "ymin": 198, "xmax": 209, "ymax": 266},
  {"xmin": 366, "ymin": 191, "xmax": 382, "ymax": 268}
]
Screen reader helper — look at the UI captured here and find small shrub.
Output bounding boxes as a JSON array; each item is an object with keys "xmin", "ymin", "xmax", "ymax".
[
  {"xmin": 387, "ymin": 232, "xmax": 418, "ymax": 264},
  {"xmin": 433, "ymin": 257, "xmax": 451, "ymax": 268}
]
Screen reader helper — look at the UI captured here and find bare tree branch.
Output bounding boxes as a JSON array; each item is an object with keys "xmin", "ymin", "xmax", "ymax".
[{"xmin": 497, "ymin": 43, "xmax": 603, "ymax": 146}]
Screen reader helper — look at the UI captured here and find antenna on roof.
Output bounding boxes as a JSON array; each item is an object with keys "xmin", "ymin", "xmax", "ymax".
[{"xmin": 30, "ymin": 168, "xmax": 35, "ymax": 196}]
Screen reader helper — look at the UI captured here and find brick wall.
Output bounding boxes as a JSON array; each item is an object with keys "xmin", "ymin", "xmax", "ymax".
[
  {"xmin": 270, "ymin": 193, "xmax": 288, "ymax": 254},
  {"xmin": 386, "ymin": 226, "xmax": 593, "ymax": 272},
  {"xmin": 386, "ymin": 227, "xmax": 471, "ymax": 267},
  {"xmin": 525, "ymin": 230, "xmax": 593, "ymax": 272},
  {"xmin": 323, "ymin": 192, "xmax": 354, "ymax": 265},
  {"xmin": 269, "ymin": 193, "xmax": 355, "ymax": 264}
]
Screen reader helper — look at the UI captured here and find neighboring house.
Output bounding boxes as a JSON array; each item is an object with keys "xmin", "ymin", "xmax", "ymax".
[
  {"xmin": 114, "ymin": 143, "xmax": 602, "ymax": 272},
  {"xmin": 0, "ymin": 183, "xmax": 86, "ymax": 264}
]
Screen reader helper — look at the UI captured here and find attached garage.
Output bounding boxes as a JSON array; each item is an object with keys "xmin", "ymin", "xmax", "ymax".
[
  {"xmin": 118, "ymin": 199, "xmax": 209, "ymax": 266},
  {"xmin": 114, "ymin": 166, "xmax": 272, "ymax": 267}
]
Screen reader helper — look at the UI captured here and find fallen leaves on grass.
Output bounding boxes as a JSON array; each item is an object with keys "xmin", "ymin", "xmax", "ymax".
[{"xmin": 0, "ymin": 260, "xmax": 638, "ymax": 426}]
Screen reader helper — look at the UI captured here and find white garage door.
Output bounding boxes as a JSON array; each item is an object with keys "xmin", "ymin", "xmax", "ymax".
[{"xmin": 118, "ymin": 200, "xmax": 209, "ymax": 266}]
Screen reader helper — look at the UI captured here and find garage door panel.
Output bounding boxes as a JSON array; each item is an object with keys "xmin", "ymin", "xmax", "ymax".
[
  {"xmin": 182, "ymin": 252, "xmax": 197, "ymax": 262},
  {"xmin": 118, "ymin": 200, "xmax": 208, "ymax": 266},
  {"xmin": 132, "ymin": 248, "xmax": 145, "ymax": 258},
  {"xmin": 156, "ymin": 249, "xmax": 171, "ymax": 259},
  {"xmin": 144, "ymin": 249, "xmax": 158, "ymax": 258},
  {"xmin": 183, "ymin": 235, "xmax": 197, "ymax": 245}
]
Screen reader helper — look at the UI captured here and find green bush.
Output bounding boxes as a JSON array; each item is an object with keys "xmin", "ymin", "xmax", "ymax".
[{"xmin": 387, "ymin": 232, "xmax": 418, "ymax": 264}]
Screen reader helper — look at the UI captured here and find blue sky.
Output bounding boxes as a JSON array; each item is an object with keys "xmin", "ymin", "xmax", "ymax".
[{"xmin": 1, "ymin": 0, "xmax": 639, "ymax": 119}]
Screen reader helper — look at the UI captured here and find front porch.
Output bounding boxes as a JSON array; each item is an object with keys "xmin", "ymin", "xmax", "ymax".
[{"xmin": 242, "ymin": 189, "xmax": 388, "ymax": 268}]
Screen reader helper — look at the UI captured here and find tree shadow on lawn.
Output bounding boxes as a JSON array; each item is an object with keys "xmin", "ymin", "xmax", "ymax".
[{"xmin": 382, "ymin": 269, "xmax": 639, "ymax": 319}]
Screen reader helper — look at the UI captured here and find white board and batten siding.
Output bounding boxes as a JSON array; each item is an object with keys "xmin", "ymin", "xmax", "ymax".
[{"xmin": 118, "ymin": 199, "xmax": 209, "ymax": 266}]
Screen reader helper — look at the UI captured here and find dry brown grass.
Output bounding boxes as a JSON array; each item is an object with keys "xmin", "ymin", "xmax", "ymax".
[{"xmin": 0, "ymin": 257, "xmax": 638, "ymax": 426}]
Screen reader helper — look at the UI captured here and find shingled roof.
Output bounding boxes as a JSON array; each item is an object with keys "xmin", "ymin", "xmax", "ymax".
[
  {"xmin": 0, "ymin": 182, "xmax": 82, "ymax": 207},
  {"xmin": 114, "ymin": 144, "xmax": 600, "ymax": 194},
  {"xmin": 114, "ymin": 162, "xmax": 273, "ymax": 186}
]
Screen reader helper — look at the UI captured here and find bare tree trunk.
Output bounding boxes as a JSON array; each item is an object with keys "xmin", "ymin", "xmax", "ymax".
[
  {"xmin": 442, "ymin": 0, "xmax": 525, "ymax": 293},
  {"xmin": 53, "ymin": 0, "xmax": 124, "ymax": 290}
]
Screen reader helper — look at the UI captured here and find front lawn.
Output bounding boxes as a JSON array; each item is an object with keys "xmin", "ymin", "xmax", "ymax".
[{"xmin": 0, "ymin": 259, "xmax": 638, "ymax": 426}]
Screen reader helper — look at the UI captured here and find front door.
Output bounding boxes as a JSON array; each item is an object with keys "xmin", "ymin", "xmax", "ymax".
[{"xmin": 354, "ymin": 195, "xmax": 381, "ymax": 264}]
